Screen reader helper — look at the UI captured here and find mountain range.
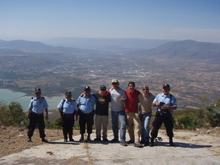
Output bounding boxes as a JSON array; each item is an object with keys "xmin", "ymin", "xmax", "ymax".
[
  {"xmin": 0, "ymin": 40, "xmax": 87, "ymax": 54},
  {"xmin": 42, "ymin": 38, "xmax": 174, "ymax": 50},
  {"xmin": 0, "ymin": 39, "xmax": 220, "ymax": 61}
]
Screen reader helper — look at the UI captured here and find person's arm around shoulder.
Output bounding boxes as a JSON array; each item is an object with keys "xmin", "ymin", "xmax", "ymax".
[
  {"xmin": 120, "ymin": 97, "xmax": 126, "ymax": 105},
  {"xmin": 106, "ymin": 91, "xmax": 111, "ymax": 102},
  {"xmin": 138, "ymin": 93, "xmax": 144, "ymax": 104},
  {"xmin": 76, "ymin": 96, "xmax": 81, "ymax": 116},
  {"xmin": 92, "ymin": 94, "xmax": 98, "ymax": 104},
  {"xmin": 120, "ymin": 89, "xmax": 127, "ymax": 105},
  {"xmin": 76, "ymin": 96, "xmax": 81, "ymax": 106}
]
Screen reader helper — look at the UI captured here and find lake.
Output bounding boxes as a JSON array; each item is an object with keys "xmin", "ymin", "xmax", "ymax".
[{"xmin": 0, "ymin": 88, "xmax": 67, "ymax": 110}]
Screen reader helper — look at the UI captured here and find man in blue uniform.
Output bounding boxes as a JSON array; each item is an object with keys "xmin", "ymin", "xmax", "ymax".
[
  {"xmin": 27, "ymin": 88, "xmax": 49, "ymax": 142},
  {"xmin": 57, "ymin": 91, "xmax": 78, "ymax": 142},
  {"xmin": 150, "ymin": 84, "xmax": 177, "ymax": 147},
  {"xmin": 76, "ymin": 86, "xmax": 97, "ymax": 142}
]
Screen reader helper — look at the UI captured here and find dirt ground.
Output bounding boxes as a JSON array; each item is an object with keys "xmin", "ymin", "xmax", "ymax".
[
  {"xmin": 161, "ymin": 127, "xmax": 220, "ymax": 156},
  {"xmin": 0, "ymin": 126, "xmax": 220, "ymax": 158},
  {"xmin": 0, "ymin": 126, "xmax": 79, "ymax": 158}
]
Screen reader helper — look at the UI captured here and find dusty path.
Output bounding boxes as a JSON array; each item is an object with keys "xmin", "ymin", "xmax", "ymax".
[{"xmin": 0, "ymin": 129, "xmax": 220, "ymax": 165}]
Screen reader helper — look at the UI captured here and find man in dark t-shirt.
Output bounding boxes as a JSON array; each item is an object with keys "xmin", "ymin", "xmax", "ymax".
[{"xmin": 94, "ymin": 85, "xmax": 111, "ymax": 142}]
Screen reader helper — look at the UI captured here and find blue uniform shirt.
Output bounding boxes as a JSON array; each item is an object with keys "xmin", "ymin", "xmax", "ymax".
[
  {"xmin": 28, "ymin": 97, "xmax": 49, "ymax": 114},
  {"xmin": 57, "ymin": 99, "xmax": 78, "ymax": 114},
  {"xmin": 153, "ymin": 93, "xmax": 177, "ymax": 113},
  {"xmin": 76, "ymin": 94, "xmax": 97, "ymax": 114}
]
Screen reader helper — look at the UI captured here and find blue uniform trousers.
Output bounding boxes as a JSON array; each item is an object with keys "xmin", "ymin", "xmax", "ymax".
[
  {"xmin": 62, "ymin": 114, "xmax": 75, "ymax": 139},
  {"xmin": 151, "ymin": 112, "xmax": 174, "ymax": 138},
  {"xmin": 27, "ymin": 112, "xmax": 45, "ymax": 138}
]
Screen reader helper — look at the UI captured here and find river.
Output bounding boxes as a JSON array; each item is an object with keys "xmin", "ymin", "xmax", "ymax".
[{"xmin": 0, "ymin": 88, "xmax": 66, "ymax": 111}]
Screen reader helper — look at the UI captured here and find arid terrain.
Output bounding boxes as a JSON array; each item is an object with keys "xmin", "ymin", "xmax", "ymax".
[
  {"xmin": 1, "ymin": 126, "xmax": 220, "ymax": 159},
  {"xmin": 0, "ymin": 126, "xmax": 79, "ymax": 158}
]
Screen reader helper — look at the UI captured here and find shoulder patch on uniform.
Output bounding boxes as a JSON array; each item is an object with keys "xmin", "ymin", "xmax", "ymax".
[
  {"xmin": 41, "ymin": 97, "xmax": 45, "ymax": 99},
  {"xmin": 31, "ymin": 97, "xmax": 33, "ymax": 99}
]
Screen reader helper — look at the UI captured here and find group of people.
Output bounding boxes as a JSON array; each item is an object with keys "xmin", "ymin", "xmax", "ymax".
[{"xmin": 27, "ymin": 79, "xmax": 177, "ymax": 147}]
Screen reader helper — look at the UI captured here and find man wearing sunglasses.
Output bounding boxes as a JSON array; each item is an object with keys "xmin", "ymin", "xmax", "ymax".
[{"xmin": 138, "ymin": 85, "xmax": 155, "ymax": 146}]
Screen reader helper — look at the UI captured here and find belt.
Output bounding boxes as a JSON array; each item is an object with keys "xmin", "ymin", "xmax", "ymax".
[
  {"xmin": 157, "ymin": 111, "xmax": 171, "ymax": 116},
  {"xmin": 63, "ymin": 113, "xmax": 74, "ymax": 117},
  {"xmin": 81, "ymin": 112, "xmax": 93, "ymax": 116},
  {"xmin": 79, "ymin": 109, "xmax": 95, "ymax": 116},
  {"xmin": 31, "ymin": 112, "xmax": 43, "ymax": 116}
]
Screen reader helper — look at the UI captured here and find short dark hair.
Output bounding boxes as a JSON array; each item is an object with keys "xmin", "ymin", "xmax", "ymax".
[{"xmin": 128, "ymin": 81, "xmax": 135, "ymax": 87}]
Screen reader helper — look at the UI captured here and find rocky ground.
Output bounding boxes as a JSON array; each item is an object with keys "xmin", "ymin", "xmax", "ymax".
[{"xmin": 0, "ymin": 126, "xmax": 220, "ymax": 164}]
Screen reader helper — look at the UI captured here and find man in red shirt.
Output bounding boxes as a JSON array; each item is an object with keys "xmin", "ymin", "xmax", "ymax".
[{"xmin": 125, "ymin": 81, "xmax": 142, "ymax": 147}]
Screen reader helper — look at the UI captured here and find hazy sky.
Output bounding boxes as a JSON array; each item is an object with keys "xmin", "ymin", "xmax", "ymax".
[{"xmin": 0, "ymin": 0, "xmax": 220, "ymax": 43}]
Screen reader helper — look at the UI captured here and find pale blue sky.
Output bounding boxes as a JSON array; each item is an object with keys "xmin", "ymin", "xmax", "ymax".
[{"xmin": 0, "ymin": 0, "xmax": 220, "ymax": 43}]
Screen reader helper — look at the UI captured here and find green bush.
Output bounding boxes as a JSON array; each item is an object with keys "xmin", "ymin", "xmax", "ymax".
[
  {"xmin": 0, "ymin": 101, "xmax": 28, "ymax": 126},
  {"xmin": 174, "ymin": 113, "xmax": 196, "ymax": 130},
  {"xmin": 45, "ymin": 118, "xmax": 61, "ymax": 129},
  {"xmin": 173, "ymin": 98, "xmax": 220, "ymax": 129},
  {"xmin": 206, "ymin": 103, "xmax": 220, "ymax": 127}
]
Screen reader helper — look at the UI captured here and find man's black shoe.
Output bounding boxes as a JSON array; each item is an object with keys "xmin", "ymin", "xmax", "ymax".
[
  {"xmin": 134, "ymin": 142, "xmax": 142, "ymax": 147},
  {"xmin": 103, "ymin": 138, "xmax": 109, "ymax": 142},
  {"xmin": 144, "ymin": 142, "xmax": 149, "ymax": 146},
  {"xmin": 69, "ymin": 138, "xmax": 74, "ymax": 142},
  {"xmin": 64, "ymin": 138, "xmax": 68, "ymax": 142},
  {"xmin": 140, "ymin": 140, "xmax": 144, "ymax": 144},
  {"xmin": 127, "ymin": 140, "xmax": 134, "ymax": 144},
  {"xmin": 27, "ymin": 137, "xmax": 32, "ymax": 142},
  {"xmin": 149, "ymin": 142, "xmax": 154, "ymax": 147},
  {"xmin": 42, "ymin": 138, "xmax": 48, "ymax": 143},
  {"xmin": 94, "ymin": 138, "xmax": 101, "ymax": 141},
  {"xmin": 110, "ymin": 138, "xmax": 119, "ymax": 143},
  {"xmin": 120, "ymin": 141, "xmax": 128, "ymax": 146},
  {"xmin": 79, "ymin": 137, "xmax": 84, "ymax": 142}
]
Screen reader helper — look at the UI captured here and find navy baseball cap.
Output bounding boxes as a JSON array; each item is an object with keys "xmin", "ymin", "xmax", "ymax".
[
  {"xmin": 65, "ymin": 91, "xmax": 72, "ymax": 95},
  {"xmin": 84, "ymin": 86, "xmax": 91, "ymax": 91},
  {"xmin": 163, "ymin": 84, "xmax": 170, "ymax": 89},
  {"xmin": 100, "ymin": 85, "xmax": 106, "ymax": 91},
  {"xmin": 35, "ymin": 88, "xmax": 41, "ymax": 93}
]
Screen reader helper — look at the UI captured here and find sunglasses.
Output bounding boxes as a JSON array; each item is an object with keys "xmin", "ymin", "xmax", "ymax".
[
  {"xmin": 112, "ymin": 83, "xmax": 118, "ymax": 85},
  {"xmin": 143, "ymin": 89, "xmax": 148, "ymax": 90}
]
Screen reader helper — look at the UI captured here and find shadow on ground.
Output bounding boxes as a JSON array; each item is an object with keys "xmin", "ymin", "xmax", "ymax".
[{"xmin": 154, "ymin": 142, "xmax": 212, "ymax": 148}]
